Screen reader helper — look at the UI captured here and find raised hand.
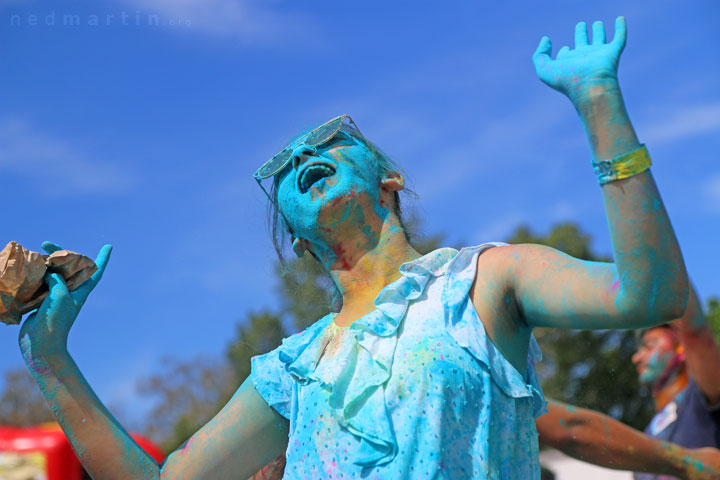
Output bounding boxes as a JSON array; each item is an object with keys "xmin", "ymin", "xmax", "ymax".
[
  {"xmin": 19, "ymin": 242, "xmax": 112, "ymax": 357},
  {"xmin": 532, "ymin": 17, "xmax": 626, "ymax": 105}
]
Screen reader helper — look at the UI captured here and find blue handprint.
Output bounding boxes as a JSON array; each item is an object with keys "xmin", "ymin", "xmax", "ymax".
[{"xmin": 533, "ymin": 17, "xmax": 626, "ymax": 105}]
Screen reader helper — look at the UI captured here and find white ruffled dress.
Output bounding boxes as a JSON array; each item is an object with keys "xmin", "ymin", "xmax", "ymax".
[{"xmin": 251, "ymin": 244, "xmax": 547, "ymax": 479}]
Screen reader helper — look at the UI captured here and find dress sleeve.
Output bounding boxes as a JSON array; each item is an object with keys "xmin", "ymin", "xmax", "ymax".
[
  {"xmin": 250, "ymin": 316, "xmax": 336, "ymax": 420},
  {"xmin": 250, "ymin": 347, "xmax": 294, "ymax": 420}
]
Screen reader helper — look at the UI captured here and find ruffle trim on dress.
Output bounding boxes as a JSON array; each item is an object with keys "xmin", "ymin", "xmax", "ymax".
[
  {"xmin": 277, "ymin": 249, "xmax": 458, "ymax": 467},
  {"xmin": 276, "ymin": 244, "xmax": 546, "ymax": 468},
  {"xmin": 442, "ymin": 244, "xmax": 547, "ymax": 418}
]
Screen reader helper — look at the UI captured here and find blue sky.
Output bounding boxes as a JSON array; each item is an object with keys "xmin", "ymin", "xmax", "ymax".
[{"xmin": 1, "ymin": 0, "xmax": 719, "ymax": 420}]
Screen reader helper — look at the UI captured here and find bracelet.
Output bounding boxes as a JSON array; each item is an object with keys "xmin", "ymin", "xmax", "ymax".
[{"xmin": 592, "ymin": 144, "xmax": 652, "ymax": 185}]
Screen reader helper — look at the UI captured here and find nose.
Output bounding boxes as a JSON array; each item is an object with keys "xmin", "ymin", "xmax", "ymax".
[
  {"xmin": 291, "ymin": 144, "xmax": 318, "ymax": 170},
  {"xmin": 631, "ymin": 349, "xmax": 643, "ymax": 365}
]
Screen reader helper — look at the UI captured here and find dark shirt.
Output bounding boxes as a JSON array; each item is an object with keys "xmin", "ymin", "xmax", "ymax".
[{"xmin": 634, "ymin": 380, "xmax": 720, "ymax": 480}]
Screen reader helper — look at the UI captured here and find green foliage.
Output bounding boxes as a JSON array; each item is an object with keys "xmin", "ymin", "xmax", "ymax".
[
  {"xmin": 506, "ymin": 222, "xmax": 653, "ymax": 430},
  {"xmin": 507, "ymin": 223, "xmax": 609, "ymax": 262},
  {"xmin": 227, "ymin": 310, "xmax": 288, "ymax": 385},
  {"xmin": 706, "ymin": 297, "xmax": 720, "ymax": 345}
]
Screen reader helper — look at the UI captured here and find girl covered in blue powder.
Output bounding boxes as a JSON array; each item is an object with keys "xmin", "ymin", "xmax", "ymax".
[{"xmin": 16, "ymin": 18, "xmax": 689, "ymax": 479}]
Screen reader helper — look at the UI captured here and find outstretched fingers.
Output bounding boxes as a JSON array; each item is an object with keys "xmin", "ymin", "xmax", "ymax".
[
  {"xmin": 611, "ymin": 16, "xmax": 627, "ymax": 51},
  {"xmin": 71, "ymin": 244, "xmax": 113, "ymax": 307},
  {"xmin": 574, "ymin": 22, "xmax": 588, "ymax": 48},
  {"xmin": 592, "ymin": 21, "xmax": 606, "ymax": 45}
]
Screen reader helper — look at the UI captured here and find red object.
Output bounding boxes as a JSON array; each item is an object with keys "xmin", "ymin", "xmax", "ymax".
[
  {"xmin": 0, "ymin": 423, "xmax": 165, "ymax": 479},
  {"xmin": 131, "ymin": 432, "xmax": 165, "ymax": 463}
]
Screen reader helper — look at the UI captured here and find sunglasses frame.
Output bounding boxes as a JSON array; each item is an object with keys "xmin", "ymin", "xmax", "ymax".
[
  {"xmin": 254, "ymin": 114, "xmax": 363, "ymax": 180},
  {"xmin": 253, "ymin": 115, "xmax": 365, "ymax": 223}
]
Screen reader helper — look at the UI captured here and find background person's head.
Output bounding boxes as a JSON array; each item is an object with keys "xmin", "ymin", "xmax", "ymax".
[{"xmin": 632, "ymin": 325, "xmax": 686, "ymax": 391}]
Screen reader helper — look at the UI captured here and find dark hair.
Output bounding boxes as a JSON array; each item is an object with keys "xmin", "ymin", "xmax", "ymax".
[
  {"xmin": 266, "ymin": 125, "xmax": 414, "ymax": 265},
  {"xmin": 635, "ymin": 323, "xmax": 678, "ymax": 345}
]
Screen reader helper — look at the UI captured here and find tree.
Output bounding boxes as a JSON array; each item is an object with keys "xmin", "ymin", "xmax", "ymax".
[
  {"xmin": 505, "ymin": 222, "xmax": 655, "ymax": 429},
  {"xmin": 227, "ymin": 310, "xmax": 288, "ymax": 385},
  {"xmin": 505, "ymin": 223, "xmax": 609, "ymax": 263},
  {"xmin": 136, "ymin": 356, "xmax": 235, "ymax": 452},
  {"xmin": 0, "ymin": 367, "xmax": 54, "ymax": 426},
  {"xmin": 706, "ymin": 297, "xmax": 720, "ymax": 345}
]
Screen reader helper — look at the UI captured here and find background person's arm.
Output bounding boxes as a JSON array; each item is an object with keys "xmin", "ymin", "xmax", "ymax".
[
  {"xmin": 19, "ymin": 243, "xmax": 288, "ymax": 479},
  {"xmin": 675, "ymin": 286, "xmax": 720, "ymax": 405},
  {"xmin": 476, "ymin": 18, "xmax": 688, "ymax": 332},
  {"xmin": 537, "ymin": 400, "xmax": 720, "ymax": 480}
]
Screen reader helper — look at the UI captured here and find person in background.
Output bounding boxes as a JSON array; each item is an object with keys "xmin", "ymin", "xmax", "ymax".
[
  {"xmin": 249, "ymin": 398, "xmax": 720, "ymax": 480},
  {"xmin": 630, "ymin": 287, "xmax": 720, "ymax": 479},
  {"xmin": 536, "ymin": 287, "xmax": 720, "ymax": 480},
  {"xmin": 538, "ymin": 399, "xmax": 720, "ymax": 480}
]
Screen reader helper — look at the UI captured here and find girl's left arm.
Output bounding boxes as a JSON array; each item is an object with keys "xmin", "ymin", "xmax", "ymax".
[{"xmin": 481, "ymin": 18, "xmax": 688, "ymax": 330}]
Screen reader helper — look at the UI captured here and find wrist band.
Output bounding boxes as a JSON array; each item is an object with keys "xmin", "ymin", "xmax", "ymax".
[{"xmin": 592, "ymin": 144, "xmax": 652, "ymax": 185}]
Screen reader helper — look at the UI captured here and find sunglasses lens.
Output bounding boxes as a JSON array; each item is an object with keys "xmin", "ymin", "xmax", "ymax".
[
  {"xmin": 306, "ymin": 116, "xmax": 344, "ymax": 146},
  {"xmin": 257, "ymin": 149, "xmax": 293, "ymax": 178}
]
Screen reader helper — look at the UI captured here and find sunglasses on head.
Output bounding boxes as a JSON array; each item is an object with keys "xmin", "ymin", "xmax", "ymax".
[{"xmin": 254, "ymin": 114, "xmax": 364, "ymax": 181}]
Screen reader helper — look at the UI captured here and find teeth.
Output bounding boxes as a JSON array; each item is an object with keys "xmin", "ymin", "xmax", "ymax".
[{"xmin": 300, "ymin": 164, "xmax": 336, "ymax": 193}]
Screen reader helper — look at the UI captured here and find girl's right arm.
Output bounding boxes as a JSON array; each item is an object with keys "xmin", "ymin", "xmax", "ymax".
[{"xmin": 19, "ymin": 243, "xmax": 288, "ymax": 479}]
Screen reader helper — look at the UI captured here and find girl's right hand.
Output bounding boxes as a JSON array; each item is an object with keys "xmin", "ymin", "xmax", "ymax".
[{"xmin": 19, "ymin": 242, "xmax": 112, "ymax": 359}]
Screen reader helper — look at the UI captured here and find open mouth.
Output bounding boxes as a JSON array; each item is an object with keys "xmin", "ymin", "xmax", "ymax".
[{"xmin": 298, "ymin": 162, "xmax": 337, "ymax": 194}]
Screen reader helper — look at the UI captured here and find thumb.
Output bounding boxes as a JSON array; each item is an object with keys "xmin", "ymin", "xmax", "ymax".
[
  {"xmin": 532, "ymin": 36, "xmax": 552, "ymax": 69},
  {"xmin": 72, "ymin": 244, "xmax": 113, "ymax": 306}
]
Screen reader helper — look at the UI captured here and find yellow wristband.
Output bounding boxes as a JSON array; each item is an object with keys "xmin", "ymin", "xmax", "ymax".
[{"xmin": 592, "ymin": 144, "xmax": 652, "ymax": 185}]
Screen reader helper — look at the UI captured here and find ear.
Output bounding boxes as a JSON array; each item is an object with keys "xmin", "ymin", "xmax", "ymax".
[
  {"xmin": 676, "ymin": 344, "xmax": 686, "ymax": 360},
  {"xmin": 380, "ymin": 170, "xmax": 404, "ymax": 192},
  {"xmin": 291, "ymin": 236, "xmax": 306, "ymax": 258}
]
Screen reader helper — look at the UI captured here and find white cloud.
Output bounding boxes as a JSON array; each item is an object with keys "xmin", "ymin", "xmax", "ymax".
[
  {"xmin": 119, "ymin": 0, "xmax": 306, "ymax": 41},
  {"xmin": 409, "ymin": 97, "xmax": 579, "ymax": 200},
  {"xmin": 702, "ymin": 174, "xmax": 720, "ymax": 211},
  {"xmin": 643, "ymin": 102, "xmax": 720, "ymax": 146},
  {"xmin": 0, "ymin": 118, "xmax": 136, "ymax": 195}
]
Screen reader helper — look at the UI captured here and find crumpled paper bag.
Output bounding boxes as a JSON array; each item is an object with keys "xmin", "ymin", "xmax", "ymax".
[{"xmin": 0, "ymin": 241, "xmax": 97, "ymax": 325}]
